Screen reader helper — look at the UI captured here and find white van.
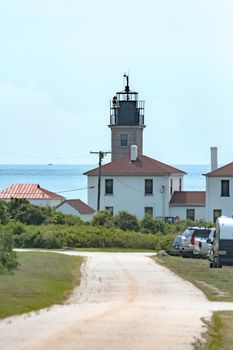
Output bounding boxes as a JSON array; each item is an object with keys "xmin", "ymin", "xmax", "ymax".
[{"xmin": 209, "ymin": 216, "xmax": 233, "ymax": 268}]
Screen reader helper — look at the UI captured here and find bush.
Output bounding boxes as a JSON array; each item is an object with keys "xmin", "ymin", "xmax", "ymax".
[
  {"xmin": 4, "ymin": 221, "xmax": 26, "ymax": 235},
  {"xmin": 91, "ymin": 210, "xmax": 113, "ymax": 226},
  {"xmin": 113, "ymin": 211, "xmax": 139, "ymax": 231},
  {"xmin": 140, "ymin": 216, "xmax": 166, "ymax": 234},
  {"xmin": 6, "ymin": 199, "xmax": 46, "ymax": 225},
  {"xmin": 0, "ymin": 231, "xmax": 18, "ymax": 273},
  {"xmin": 0, "ymin": 200, "xmax": 9, "ymax": 224}
]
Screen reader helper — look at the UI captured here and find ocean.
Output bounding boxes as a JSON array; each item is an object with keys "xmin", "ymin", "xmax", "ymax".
[{"xmin": 0, "ymin": 164, "xmax": 210, "ymax": 203}]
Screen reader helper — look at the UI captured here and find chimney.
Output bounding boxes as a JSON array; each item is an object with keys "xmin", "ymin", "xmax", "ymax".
[
  {"xmin": 130, "ymin": 145, "xmax": 138, "ymax": 162},
  {"xmin": 211, "ymin": 147, "xmax": 218, "ymax": 171}
]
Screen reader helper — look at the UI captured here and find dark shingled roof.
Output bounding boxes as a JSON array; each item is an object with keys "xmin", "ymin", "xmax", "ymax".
[
  {"xmin": 84, "ymin": 155, "xmax": 186, "ymax": 176},
  {"xmin": 205, "ymin": 162, "xmax": 233, "ymax": 177},
  {"xmin": 170, "ymin": 191, "xmax": 206, "ymax": 206},
  {"xmin": 56, "ymin": 199, "xmax": 95, "ymax": 214}
]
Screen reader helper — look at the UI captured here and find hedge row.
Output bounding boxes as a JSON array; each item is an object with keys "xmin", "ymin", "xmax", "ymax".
[{"xmin": 2, "ymin": 223, "xmax": 174, "ymax": 251}]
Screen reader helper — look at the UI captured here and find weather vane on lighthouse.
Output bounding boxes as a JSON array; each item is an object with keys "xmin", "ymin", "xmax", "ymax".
[{"xmin": 123, "ymin": 73, "xmax": 130, "ymax": 100}]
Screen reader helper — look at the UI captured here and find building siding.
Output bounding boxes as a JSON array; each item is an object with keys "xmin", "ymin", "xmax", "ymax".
[
  {"xmin": 56, "ymin": 202, "xmax": 94, "ymax": 221},
  {"xmin": 87, "ymin": 174, "xmax": 182, "ymax": 219},
  {"xmin": 206, "ymin": 176, "xmax": 233, "ymax": 221},
  {"xmin": 110, "ymin": 125, "xmax": 144, "ymax": 160}
]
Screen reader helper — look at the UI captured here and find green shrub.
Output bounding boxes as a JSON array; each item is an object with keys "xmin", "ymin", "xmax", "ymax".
[
  {"xmin": 91, "ymin": 210, "xmax": 113, "ymax": 226},
  {"xmin": 0, "ymin": 200, "xmax": 9, "ymax": 224},
  {"xmin": 140, "ymin": 215, "xmax": 167, "ymax": 233},
  {"xmin": 113, "ymin": 211, "xmax": 139, "ymax": 231},
  {"xmin": 0, "ymin": 231, "xmax": 18, "ymax": 273},
  {"xmin": 4, "ymin": 221, "xmax": 26, "ymax": 235},
  {"xmin": 153, "ymin": 233, "xmax": 175, "ymax": 251},
  {"xmin": 6, "ymin": 199, "xmax": 46, "ymax": 225}
]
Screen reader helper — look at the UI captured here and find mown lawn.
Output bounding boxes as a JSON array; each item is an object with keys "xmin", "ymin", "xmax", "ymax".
[
  {"xmin": 154, "ymin": 256, "xmax": 233, "ymax": 350},
  {"xmin": 194, "ymin": 311, "xmax": 233, "ymax": 350},
  {"xmin": 154, "ymin": 255, "xmax": 233, "ymax": 301},
  {"xmin": 0, "ymin": 252, "xmax": 83, "ymax": 319}
]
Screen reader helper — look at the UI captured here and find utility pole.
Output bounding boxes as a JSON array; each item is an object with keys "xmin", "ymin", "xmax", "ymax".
[{"xmin": 90, "ymin": 151, "xmax": 111, "ymax": 211}]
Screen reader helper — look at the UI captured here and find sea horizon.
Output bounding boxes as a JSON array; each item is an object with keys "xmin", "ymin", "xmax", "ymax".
[{"xmin": 0, "ymin": 164, "xmax": 211, "ymax": 202}]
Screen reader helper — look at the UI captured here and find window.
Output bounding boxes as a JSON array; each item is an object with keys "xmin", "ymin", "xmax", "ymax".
[
  {"xmin": 145, "ymin": 179, "xmax": 153, "ymax": 195},
  {"xmin": 213, "ymin": 209, "xmax": 222, "ymax": 223},
  {"xmin": 105, "ymin": 179, "xmax": 113, "ymax": 195},
  {"xmin": 221, "ymin": 180, "xmax": 230, "ymax": 197},
  {"xmin": 170, "ymin": 179, "xmax": 173, "ymax": 195},
  {"xmin": 179, "ymin": 178, "xmax": 182, "ymax": 191},
  {"xmin": 186, "ymin": 209, "xmax": 195, "ymax": 221},
  {"xmin": 105, "ymin": 206, "xmax": 113, "ymax": 215},
  {"xmin": 120, "ymin": 134, "xmax": 128, "ymax": 147},
  {"xmin": 145, "ymin": 207, "xmax": 153, "ymax": 216}
]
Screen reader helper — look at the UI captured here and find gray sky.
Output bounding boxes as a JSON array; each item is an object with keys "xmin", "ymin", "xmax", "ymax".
[{"xmin": 1, "ymin": 0, "xmax": 233, "ymax": 165}]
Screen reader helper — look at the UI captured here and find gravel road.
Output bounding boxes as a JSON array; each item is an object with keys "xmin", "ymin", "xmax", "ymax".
[{"xmin": 1, "ymin": 251, "xmax": 233, "ymax": 350}]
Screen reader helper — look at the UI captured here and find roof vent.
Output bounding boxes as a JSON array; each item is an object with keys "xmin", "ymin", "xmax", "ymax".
[{"xmin": 131, "ymin": 145, "xmax": 138, "ymax": 162}]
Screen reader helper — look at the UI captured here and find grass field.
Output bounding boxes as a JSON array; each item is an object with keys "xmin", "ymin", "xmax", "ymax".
[
  {"xmin": 0, "ymin": 252, "xmax": 83, "ymax": 319},
  {"xmin": 154, "ymin": 255, "xmax": 233, "ymax": 350},
  {"xmin": 154, "ymin": 255, "xmax": 233, "ymax": 301},
  {"xmin": 193, "ymin": 311, "xmax": 233, "ymax": 350}
]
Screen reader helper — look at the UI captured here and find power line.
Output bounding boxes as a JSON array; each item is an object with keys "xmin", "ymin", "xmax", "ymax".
[
  {"xmin": 1, "ymin": 186, "xmax": 95, "ymax": 195},
  {"xmin": 0, "ymin": 149, "xmax": 95, "ymax": 160},
  {"xmin": 57, "ymin": 186, "xmax": 95, "ymax": 193}
]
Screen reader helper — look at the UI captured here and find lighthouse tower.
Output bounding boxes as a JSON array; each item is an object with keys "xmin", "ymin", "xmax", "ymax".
[{"xmin": 109, "ymin": 75, "xmax": 145, "ymax": 161}]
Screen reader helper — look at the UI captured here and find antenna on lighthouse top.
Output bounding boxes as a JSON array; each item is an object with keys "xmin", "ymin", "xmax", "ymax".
[{"xmin": 123, "ymin": 73, "xmax": 130, "ymax": 100}]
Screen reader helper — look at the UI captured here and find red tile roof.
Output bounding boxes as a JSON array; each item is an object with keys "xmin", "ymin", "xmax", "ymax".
[
  {"xmin": 205, "ymin": 162, "xmax": 233, "ymax": 177},
  {"xmin": 56, "ymin": 199, "xmax": 95, "ymax": 214},
  {"xmin": 170, "ymin": 191, "xmax": 206, "ymax": 206},
  {"xmin": 84, "ymin": 155, "xmax": 186, "ymax": 176},
  {"xmin": 0, "ymin": 184, "xmax": 64, "ymax": 200}
]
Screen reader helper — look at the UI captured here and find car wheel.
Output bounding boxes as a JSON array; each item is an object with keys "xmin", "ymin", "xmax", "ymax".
[{"xmin": 213, "ymin": 257, "xmax": 220, "ymax": 268}]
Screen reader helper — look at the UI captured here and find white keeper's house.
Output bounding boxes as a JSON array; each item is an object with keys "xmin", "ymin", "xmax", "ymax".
[
  {"xmin": 85, "ymin": 75, "xmax": 207, "ymax": 221},
  {"xmin": 205, "ymin": 160, "xmax": 233, "ymax": 222},
  {"xmin": 85, "ymin": 153, "xmax": 186, "ymax": 219}
]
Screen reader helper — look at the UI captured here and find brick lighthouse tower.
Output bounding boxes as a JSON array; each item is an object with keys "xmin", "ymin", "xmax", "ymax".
[{"xmin": 109, "ymin": 74, "xmax": 145, "ymax": 161}]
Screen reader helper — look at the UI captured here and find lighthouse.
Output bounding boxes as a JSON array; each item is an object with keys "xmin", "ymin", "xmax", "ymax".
[{"xmin": 109, "ymin": 74, "xmax": 145, "ymax": 161}]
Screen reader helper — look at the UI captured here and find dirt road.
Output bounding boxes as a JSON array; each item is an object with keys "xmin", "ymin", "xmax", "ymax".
[{"xmin": 1, "ymin": 251, "xmax": 233, "ymax": 350}]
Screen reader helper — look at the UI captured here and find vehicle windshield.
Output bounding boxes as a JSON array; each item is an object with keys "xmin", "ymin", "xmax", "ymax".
[
  {"xmin": 183, "ymin": 229, "xmax": 194, "ymax": 238},
  {"xmin": 173, "ymin": 236, "xmax": 181, "ymax": 244},
  {"xmin": 193, "ymin": 229, "xmax": 211, "ymax": 238}
]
